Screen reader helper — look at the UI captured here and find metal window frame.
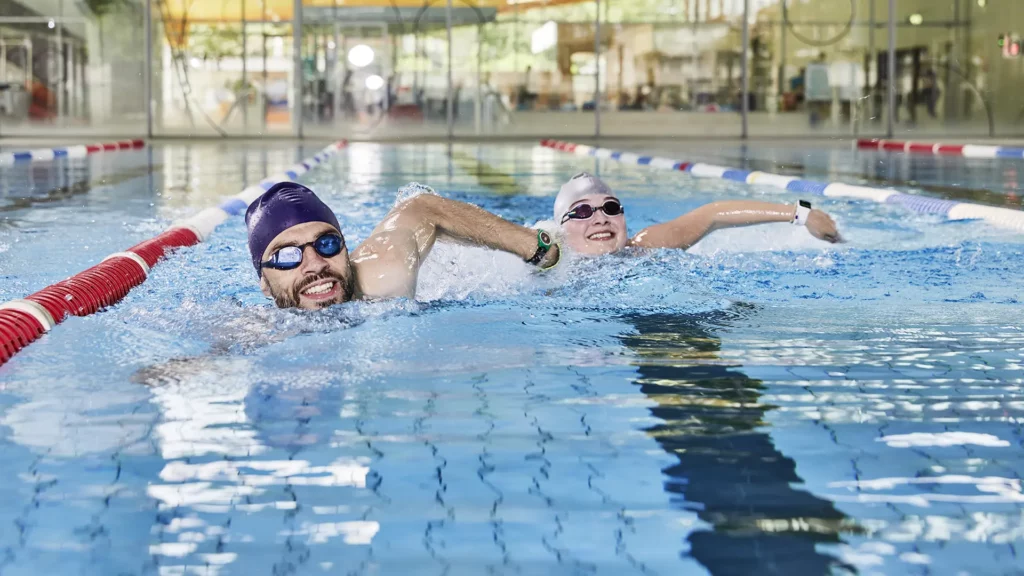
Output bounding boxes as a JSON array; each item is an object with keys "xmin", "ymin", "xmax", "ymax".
[{"xmin": 138, "ymin": 0, "xmax": 902, "ymax": 141}]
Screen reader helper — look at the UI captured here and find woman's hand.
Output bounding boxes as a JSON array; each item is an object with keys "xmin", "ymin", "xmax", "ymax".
[{"xmin": 806, "ymin": 209, "xmax": 842, "ymax": 243}]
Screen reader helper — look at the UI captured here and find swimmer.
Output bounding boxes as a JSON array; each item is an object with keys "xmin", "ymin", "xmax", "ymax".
[
  {"xmin": 247, "ymin": 182, "xmax": 560, "ymax": 309},
  {"xmin": 552, "ymin": 172, "xmax": 842, "ymax": 255}
]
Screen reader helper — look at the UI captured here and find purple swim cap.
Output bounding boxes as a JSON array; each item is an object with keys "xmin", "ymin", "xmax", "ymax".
[{"xmin": 245, "ymin": 182, "xmax": 342, "ymax": 276}]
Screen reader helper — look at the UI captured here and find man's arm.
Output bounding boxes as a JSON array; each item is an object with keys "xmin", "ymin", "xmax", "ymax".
[
  {"xmin": 629, "ymin": 200, "xmax": 841, "ymax": 250},
  {"xmin": 351, "ymin": 194, "xmax": 556, "ymax": 299}
]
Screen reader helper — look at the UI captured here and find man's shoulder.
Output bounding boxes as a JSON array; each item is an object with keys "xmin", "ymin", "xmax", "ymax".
[{"xmin": 351, "ymin": 237, "xmax": 418, "ymax": 300}]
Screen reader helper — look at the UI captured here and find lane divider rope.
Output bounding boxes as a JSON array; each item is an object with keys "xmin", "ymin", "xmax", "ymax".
[
  {"xmin": 0, "ymin": 300, "xmax": 55, "ymax": 333},
  {"xmin": 0, "ymin": 140, "xmax": 347, "ymax": 367},
  {"xmin": 540, "ymin": 139, "xmax": 1024, "ymax": 233},
  {"xmin": 0, "ymin": 139, "xmax": 145, "ymax": 166},
  {"xmin": 102, "ymin": 252, "xmax": 152, "ymax": 277},
  {"xmin": 857, "ymin": 138, "xmax": 1024, "ymax": 159}
]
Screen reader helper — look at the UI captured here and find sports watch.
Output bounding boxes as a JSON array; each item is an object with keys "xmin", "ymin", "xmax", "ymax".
[
  {"xmin": 526, "ymin": 230, "xmax": 558, "ymax": 269},
  {"xmin": 792, "ymin": 200, "xmax": 812, "ymax": 226}
]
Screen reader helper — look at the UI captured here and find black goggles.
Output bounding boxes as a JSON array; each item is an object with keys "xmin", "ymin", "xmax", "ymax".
[
  {"xmin": 261, "ymin": 233, "xmax": 344, "ymax": 271},
  {"xmin": 560, "ymin": 199, "xmax": 624, "ymax": 224}
]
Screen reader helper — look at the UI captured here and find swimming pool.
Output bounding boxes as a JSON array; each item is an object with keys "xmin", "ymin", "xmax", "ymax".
[{"xmin": 1, "ymin": 141, "xmax": 1023, "ymax": 575}]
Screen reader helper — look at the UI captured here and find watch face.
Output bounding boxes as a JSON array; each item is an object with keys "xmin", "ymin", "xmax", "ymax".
[
  {"xmin": 799, "ymin": 200, "xmax": 812, "ymax": 209},
  {"xmin": 539, "ymin": 231, "xmax": 551, "ymax": 246}
]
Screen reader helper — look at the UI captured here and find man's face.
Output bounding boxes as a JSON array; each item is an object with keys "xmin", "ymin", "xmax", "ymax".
[
  {"xmin": 259, "ymin": 221, "xmax": 355, "ymax": 310},
  {"xmin": 560, "ymin": 193, "xmax": 628, "ymax": 255}
]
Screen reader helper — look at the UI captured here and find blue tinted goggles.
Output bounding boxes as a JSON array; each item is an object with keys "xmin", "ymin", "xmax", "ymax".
[{"xmin": 261, "ymin": 233, "xmax": 344, "ymax": 271}]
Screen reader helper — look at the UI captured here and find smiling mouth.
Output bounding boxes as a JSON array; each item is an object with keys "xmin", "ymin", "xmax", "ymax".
[
  {"xmin": 587, "ymin": 231, "xmax": 615, "ymax": 241},
  {"xmin": 300, "ymin": 279, "xmax": 340, "ymax": 300}
]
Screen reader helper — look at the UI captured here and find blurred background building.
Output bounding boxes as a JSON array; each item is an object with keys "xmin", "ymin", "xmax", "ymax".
[{"xmin": 0, "ymin": 0, "xmax": 1020, "ymax": 139}]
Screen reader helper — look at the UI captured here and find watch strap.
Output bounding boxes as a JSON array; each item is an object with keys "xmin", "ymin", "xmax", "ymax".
[
  {"xmin": 792, "ymin": 200, "xmax": 812, "ymax": 226},
  {"xmin": 526, "ymin": 230, "xmax": 553, "ymax": 265}
]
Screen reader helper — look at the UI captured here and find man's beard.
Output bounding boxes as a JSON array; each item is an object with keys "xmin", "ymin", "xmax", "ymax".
[{"xmin": 273, "ymin": 271, "xmax": 354, "ymax": 309}]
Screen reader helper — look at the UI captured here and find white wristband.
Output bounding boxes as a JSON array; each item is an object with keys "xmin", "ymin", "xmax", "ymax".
[{"xmin": 792, "ymin": 200, "xmax": 812, "ymax": 226}]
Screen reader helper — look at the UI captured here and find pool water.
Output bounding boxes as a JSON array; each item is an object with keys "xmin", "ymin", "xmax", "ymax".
[{"xmin": 1, "ymin": 142, "xmax": 1023, "ymax": 575}]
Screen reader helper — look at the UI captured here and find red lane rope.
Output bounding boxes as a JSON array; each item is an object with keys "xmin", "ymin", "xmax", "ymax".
[
  {"xmin": 0, "ymin": 227, "xmax": 200, "ymax": 365},
  {"xmin": 856, "ymin": 138, "xmax": 1005, "ymax": 157},
  {"xmin": 0, "ymin": 311, "xmax": 44, "ymax": 364},
  {"xmin": 24, "ymin": 228, "xmax": 200, "ymax": 321},
  {"xmin": 0, "ymin": 140, "xmax": 346, "ymax": 367}
]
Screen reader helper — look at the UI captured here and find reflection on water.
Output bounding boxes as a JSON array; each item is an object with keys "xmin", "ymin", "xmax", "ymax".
[
  {"xmin": 136, "ymin": 355, "xmax": 378, "ymax": 574},
  {"xmin": 619, "ymin": 307, "xmax": 855, "ymax": 575},
  {"xmin": 2, "ymin": 142, "xmax": 1024, "ymax": 575}
]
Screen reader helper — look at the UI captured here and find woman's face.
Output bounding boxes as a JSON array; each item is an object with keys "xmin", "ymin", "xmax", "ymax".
[{"xmin": 559, "ymin": 194, "xmax": 628, "ymax": 255}]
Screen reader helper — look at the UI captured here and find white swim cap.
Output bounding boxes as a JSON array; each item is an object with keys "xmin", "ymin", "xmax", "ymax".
[{"xmin": 553, "ymin": 172, "xmax": 613, "ymax": 223}]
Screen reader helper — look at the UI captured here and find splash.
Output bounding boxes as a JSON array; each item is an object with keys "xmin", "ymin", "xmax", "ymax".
[
  {"xmin": 415, "ymin": 242, "xmax": 537, "ymax": 302},
  {"xmin": 394, "ymin": 182, "xmax": 438, "ymax": 205}
]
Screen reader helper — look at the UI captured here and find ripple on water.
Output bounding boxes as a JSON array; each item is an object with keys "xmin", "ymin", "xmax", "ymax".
[{"xmin": 0, "ymin": 144, "xmax": 1023, "ymax": 575}]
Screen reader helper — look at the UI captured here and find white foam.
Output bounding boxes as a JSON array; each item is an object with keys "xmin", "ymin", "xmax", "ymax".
[
  {"xmin": 394, "ymin": 181, "xmax": 438, "ymax": 205},
  {"xmin": 686, "ymin": 222, "xmax": 840, "ymax": 255},
  {"xmin": 878, "ymin": 432, "xmax": 1010, "ymax": 448},
  {"xmin": 415, "ymin": 242, "xmax": 536, "ymax": 302}
]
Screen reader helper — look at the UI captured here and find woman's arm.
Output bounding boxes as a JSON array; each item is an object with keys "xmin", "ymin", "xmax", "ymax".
[{"xmin": 629, "ymin": 200, "xmax": 841, "ymax": 250}]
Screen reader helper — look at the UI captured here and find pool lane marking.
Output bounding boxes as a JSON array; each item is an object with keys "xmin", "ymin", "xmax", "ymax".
[
  {"xmin": 0, "ymin": 300, "xmax": 55, "ymax": 332},
  {"xmin": 0, "ymin": 140, "xmax": 348, "ymax": 367},
  {"xmin": 447, "ymin": 149, "xmax": 527, "ymax": 196},
  {"xmin": 540, "ymin": 139, "xmax": 1024, "ymax": 233},
  {"xmin": 0, "ymin": 139, "xmax": 145, "ymax": 166},
  {"xmin": 697, "ymin": 151, "xmax": 1021, "ymax": 209},
  {"xmin": 857, "ymin": 138, "xmax": 1024, "ymax": 159},
  {"xmin": 102, "ymin": 252, "xmax": 152, "ymax": 277}
]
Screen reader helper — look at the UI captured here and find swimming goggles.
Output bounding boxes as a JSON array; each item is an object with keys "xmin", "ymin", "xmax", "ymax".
[
  {"xmin": 560, "ymin": 199, "xmax": 624, "ymax": 224},
  {"xmin": 261, "ymin": 233, "xmax": 344, "ymax": 271}
]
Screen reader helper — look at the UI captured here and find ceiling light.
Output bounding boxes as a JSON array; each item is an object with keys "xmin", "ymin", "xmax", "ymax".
[{"xmin": 348, "ymin": 44, "xmax": 374, "ymax": 68}]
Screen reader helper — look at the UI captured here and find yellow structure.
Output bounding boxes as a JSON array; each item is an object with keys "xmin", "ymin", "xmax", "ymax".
[{"xmin": 159, "ymin": 0, "xmax": 586, "ymax": 22}]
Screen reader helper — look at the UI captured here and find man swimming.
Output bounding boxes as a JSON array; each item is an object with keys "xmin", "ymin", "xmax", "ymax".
[
  {"xmin": 247, "ymin": 182, "xmax": 559, "ymax": 309},
  {"xmin": 552, "ymin": 172, "xmax": 841, "ymax": 255}
]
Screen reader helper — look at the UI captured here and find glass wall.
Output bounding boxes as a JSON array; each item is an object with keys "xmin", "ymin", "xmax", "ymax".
[
  {"xmin": 601, "ymin": 2, "xmax": 745, "ymax": 137},
  {"xmin": 300, "ymin": 1, "xmax": 455, "ymax": 140},
  {"xmin": 0, "ymin": 0, "xmax": 146, "ymax": 137},
  {"xmin": 450, "ymin": 1, "xmax": 600, "ymax": 137},
  {"xmin": 892, "ymin": 0, "xmax": 1024, "ymax": 138},
  {"xmin": 0, "ymin": 0, "xmax": 1022, "ymax": 139},
  {"xmin": 153, "ymin": 1, "xmax": 295, "ymax": 137},
  {"xmin": 746, "ymin": 0, "xmax": 890, "ymax": 137}
]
